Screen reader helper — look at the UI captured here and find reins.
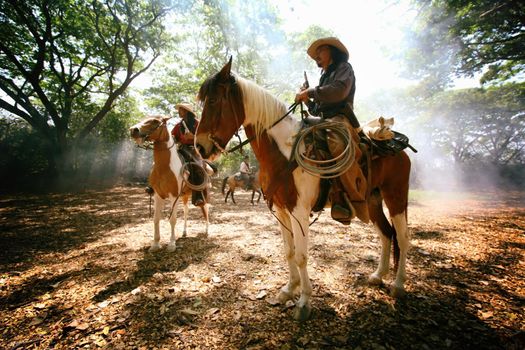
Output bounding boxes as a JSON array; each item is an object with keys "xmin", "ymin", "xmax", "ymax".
[{"xmin": 210, "ymin": 101, "xmax": 301, "ymax": 155}]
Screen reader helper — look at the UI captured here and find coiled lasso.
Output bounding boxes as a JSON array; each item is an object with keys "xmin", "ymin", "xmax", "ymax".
[
  {"xmin": 180, "ymin": 162, "xmax": 210, "ymax": 191},
  {"xmin": 293, "ymin": 120, "xmax": 355, "ymax": 179}
]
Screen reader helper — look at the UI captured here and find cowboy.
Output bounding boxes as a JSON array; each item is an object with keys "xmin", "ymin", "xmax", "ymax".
[
  {"xmin": 295, "ymin": 37, "xmax": 369, "ymax": 224},
  {"xmin": 239, "ymin": 155, "xmax": 252, "ymax": 189},
  {"xmin": 171, "ymin": 103, "xmax": 207, "ymax": 206}
]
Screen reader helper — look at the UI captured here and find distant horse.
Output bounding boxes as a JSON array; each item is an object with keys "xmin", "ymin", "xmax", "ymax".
[
  {"xmin": 221, "ymin": 170, "xmax": 262, "ymax": 205},
  {"xmin": 195, "ymin": 58, "xmax": 411, "ymax": 321},
  {"xmin": 129, "ymin": 116, "xmax": 212, "ymax": 252}
]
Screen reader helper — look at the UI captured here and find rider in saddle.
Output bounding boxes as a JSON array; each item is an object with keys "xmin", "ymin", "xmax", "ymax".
[
  {"xmin": 171, "ymin": 103, "xmax": 206, "ymax": 207},
  {"xmin": 295, "ymin": 37, "xmax": 369, "ymax": 224},
  {"xmin": 239, "ymin": 155, "xmax": 253, "ymax": 189}
]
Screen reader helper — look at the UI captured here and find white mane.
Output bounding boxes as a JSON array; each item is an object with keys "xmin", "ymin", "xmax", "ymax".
[{"xmin": 235, "ymin": 76, "xmax": 288, "ymax": 139}]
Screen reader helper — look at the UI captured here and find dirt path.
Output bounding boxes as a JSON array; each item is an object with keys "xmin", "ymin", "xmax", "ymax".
[{"xmin": 1, "ymin": 185, "xmax": 524, "ymax": 349}]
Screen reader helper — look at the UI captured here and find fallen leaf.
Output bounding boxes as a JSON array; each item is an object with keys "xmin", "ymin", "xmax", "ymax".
[
  {"xmin": 180, "ymin": 308, "xmax": 199, "ymax": 316},
  {"xmin": 256, "ymin": 290, "xmax": 267, "ymax": 299},
  {"xmin": 206, "ymin": 308, "xmax": 220, "ymax": 315},
  {"xmin": 30, "ymin": 317, "xmax": 44, "ymax": 326}
]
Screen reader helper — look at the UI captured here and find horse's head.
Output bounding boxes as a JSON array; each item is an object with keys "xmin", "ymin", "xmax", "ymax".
[
  {"xmin": 196, "ymin": 57, "xmax": 246, "ymax": 160},
  {"xmin": 129, "ymin": 115, "xmax": 171, "ymax": 146}
]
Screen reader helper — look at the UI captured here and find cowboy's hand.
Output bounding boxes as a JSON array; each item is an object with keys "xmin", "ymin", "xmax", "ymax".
[{"xmin": 295, "ymin": 89, "xmax": 309, "ymax": 103}]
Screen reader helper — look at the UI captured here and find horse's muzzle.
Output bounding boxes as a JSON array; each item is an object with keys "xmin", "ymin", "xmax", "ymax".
[{"xmin": 130, "ymin": 127, "xmax": 141, "ymax": 138}]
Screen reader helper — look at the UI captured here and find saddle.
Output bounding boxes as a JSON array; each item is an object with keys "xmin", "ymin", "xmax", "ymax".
[
  {"xmin": 295, "ymin": 118, "xmax": 417, "ymax": 214},
  {"xmin": 364, "ymin": 131, "xmax": 418, "ymax": 157}
]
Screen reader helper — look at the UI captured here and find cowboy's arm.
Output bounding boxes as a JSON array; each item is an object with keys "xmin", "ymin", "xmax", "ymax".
[{"xmin": 308, "ymin": 64, "xmax": 354, "ymax": 103}]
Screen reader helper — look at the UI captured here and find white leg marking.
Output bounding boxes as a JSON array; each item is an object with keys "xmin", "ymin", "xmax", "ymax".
[
  {"xmin": 200, "ymin": 203, "xmax": 210, "ymax": 237},
  {"xmin": 167, "ymin": 200, "xmax": 178, "ymax": 252},
  {"xmin": 391, "ymin": 212, "xmax": 410, "ymax": 296},
  {"xmin": 290, "ymin": 206, "xmax": 312, "ymax": 321},
  {"xmin": 182, "ymin": 201, "xmax": 188, "ymax": 237},
  {"xmin": 369, "ymin": 223, "xmax": 391, "ymax": 285},
  {"xmin": 276, "ymin": 209, "xmax": 300, "ymax": 303},
  {"xmin": 150, "ymin": 195, "xmax": 164, "ymax": 252}
]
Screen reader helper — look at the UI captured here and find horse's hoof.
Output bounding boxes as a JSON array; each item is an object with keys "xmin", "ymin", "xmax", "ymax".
[
  {"xmin": 293, "ymin": 304, "xmax": 312, "ymax": 322},
  {"xmin": 277, "ymin": 290, "xmax": 293, "ymax": 304},
  {"xmin": 390, "ymin": 285, "xmax": 406, "ymax": 298},
  {"xmin": 149, "ymin": 243, "xmax": 161, "ymax": 252},
  {"xmin": 368, "ymin": 273, "xmax": 383, "ymax": 286},
  {"xmin": 182, "ymin": 231, "xmax": 187, "ymax": 238},
  {"xmin": 167, "ymin": 243, "xmax": 176, "ymax": 252}
]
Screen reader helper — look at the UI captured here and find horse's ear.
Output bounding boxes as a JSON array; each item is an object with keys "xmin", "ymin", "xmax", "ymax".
[
  {"xmin": 218, "ymin": 56, "xmax": 233, "ymax": 81},
  {"xmin": 162, "ymin": 116, "xmax": 171, "ymax": 123}
]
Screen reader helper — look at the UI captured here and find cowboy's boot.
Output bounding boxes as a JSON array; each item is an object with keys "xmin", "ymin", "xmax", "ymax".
[
  {"xmin": 189, "ymin": 164, "xmax": 205, "ymax": 206},
  {"xmin": 330, "ymin": 189, "xmax": 352, "ymax": 225}
]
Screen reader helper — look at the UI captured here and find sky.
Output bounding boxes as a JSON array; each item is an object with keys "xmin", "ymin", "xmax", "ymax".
[{"xmin": 269, "ymin": 0, "xmax": 479, "ymax": 96}]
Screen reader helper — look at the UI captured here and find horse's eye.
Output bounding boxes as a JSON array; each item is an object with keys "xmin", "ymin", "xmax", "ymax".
[{"xmin": 208, "ymin": 97, "xmax": 218, "ymax": 105}]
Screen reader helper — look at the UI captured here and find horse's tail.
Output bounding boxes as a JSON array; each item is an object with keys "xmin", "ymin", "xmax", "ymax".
[{"xmin": 221, "ymin": 176, "xmax": 228, "ymax": 194}]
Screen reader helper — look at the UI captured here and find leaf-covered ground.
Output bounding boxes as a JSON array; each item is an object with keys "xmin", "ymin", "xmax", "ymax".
[{"xmin": 1, "ymin": 184, "xmax": 524, "ymax": 349}]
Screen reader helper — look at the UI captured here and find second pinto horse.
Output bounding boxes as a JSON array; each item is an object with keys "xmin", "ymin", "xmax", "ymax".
[{"xmin": 130, "ymin": 116, "xmax": 212, "ymax": 252}]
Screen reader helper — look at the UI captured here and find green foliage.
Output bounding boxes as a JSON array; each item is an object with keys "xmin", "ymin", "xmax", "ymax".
[
  {"xmin": 403, "ymin": 0, "xmax": 525, "ymax": 86},
  {"xmin": 144, "ymin": 0, "xmax": 290, "ymax": 115},
  {"xmin": 213, "ymin": 144, "xmax": 257, "ymax": 177},
  {"xmin": 0, "ymin": 117, "xmax": 50, "ymax": 187},
  {"xmin": 0, "ymin": 0, "xmax": 173, "ymax": 177}
]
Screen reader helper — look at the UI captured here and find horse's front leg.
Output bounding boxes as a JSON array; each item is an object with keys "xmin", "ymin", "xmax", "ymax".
[
  {"xmin": 276, "ymin": 209, "xmax": 300, "ymax": 304},
  {"xmin": 167, "ymin": 199, "xmax": 178, "ymax": 252},
  {"xmin": 290, "ymin": 208, "xmax": 312, "ymax": 321},
  {"xmin": 150, "ymin": 194, "xmax": 164, "ymax": 252}
]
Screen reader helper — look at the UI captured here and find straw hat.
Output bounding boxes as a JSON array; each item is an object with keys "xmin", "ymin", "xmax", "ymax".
[
  {"xmin": 175, "ymin": 103, "xmax": 194, "ymax": 114},
  {"xmin": 307, "ymin": 37, "xmax": 349, "ymax": 60}
]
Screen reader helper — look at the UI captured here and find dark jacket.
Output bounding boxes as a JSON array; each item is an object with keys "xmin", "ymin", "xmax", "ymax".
[{"xmin": 307, "ymin": 61, "xmax": 356, "ymax": 120}]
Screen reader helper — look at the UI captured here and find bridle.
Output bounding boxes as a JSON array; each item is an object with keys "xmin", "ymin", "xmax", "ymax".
[
  {"xmin": 205, "ymin": 75, "xmax": 301, "ymax": 155},
  {"xmin": 135, "ymin": 118, "xmax": 176, "ymax": 151}
]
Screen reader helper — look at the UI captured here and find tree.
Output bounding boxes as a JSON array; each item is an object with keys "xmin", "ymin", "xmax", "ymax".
[
  {"xmin": 144, "ymin": 0, "xmax": 292, "ymax": 115},
  {"xmin": 403, "ymin": 0, "xmax": 525, "ymax": 86},
  {"xmin": 423, "ymin": 83, "xmax": 525, "ymax": 165},
  {"xmin": 0, "ymin": 0, "xmax": 173, "ymax": 177}
]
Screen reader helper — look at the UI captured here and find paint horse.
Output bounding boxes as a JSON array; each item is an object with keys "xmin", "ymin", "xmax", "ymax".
[
  {"xmin": 221, "ymin": 170, "xmax": 262, "ymax": 205},
  {"xmin": 195, "ymin": 58, "xmax": 411, "ymax": 321},
  {"xmin": 130, "ymin": 116, "xmax": 212, "ymax": 252}
]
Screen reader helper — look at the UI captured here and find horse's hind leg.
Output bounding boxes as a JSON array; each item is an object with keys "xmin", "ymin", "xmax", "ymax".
[
  {"xmin": 368, "ymin": 189, "xmax": 395, "ymax": 285},
  {"xmin": 200, "ymin": 203, "xmax": 210, "ymax": 237},
  {"xmin": 231, "ymin": 190, "xmax": 236, "ymax": 204},
  {"xmin": 390, "ymin": 212, "xmax": 409, "ymax": 297},
  {"xmin": 150, "ymin": 194, "xmax": 164, "ymax": 252},
  {"xmin": 181, "ymin": 196, "xmax": 189, "ymax": 238}
]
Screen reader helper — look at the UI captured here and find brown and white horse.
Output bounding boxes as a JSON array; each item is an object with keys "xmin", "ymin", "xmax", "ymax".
[
  {"xmin": 130, "ymin": 116, "xmax": 211, "ymax": 252},
  {"xmin": 221, "ymin": 170, "xmax": 262, "ymax": 205},
  {"xmin": 195, "ymin": 59, "xmax": 411, "ymax": 321}
]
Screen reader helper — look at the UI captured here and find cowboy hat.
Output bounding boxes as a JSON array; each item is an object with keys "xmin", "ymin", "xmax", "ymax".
[
  {"xmin": 307, "ymin": 37, "xmax": 349, "ymax": 60},
  {"xmin": 175, "ymin": 102, "xmax": 194, "ymax": 114}
]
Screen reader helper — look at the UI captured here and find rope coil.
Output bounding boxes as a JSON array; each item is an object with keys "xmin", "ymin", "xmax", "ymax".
[
  {"xmin": 293, "ymin": 121, "xmax": 355, "ymax": 179},
  {"xmin": 180, "ymin": 162, "xmax": 210, "ymax": 191}
]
